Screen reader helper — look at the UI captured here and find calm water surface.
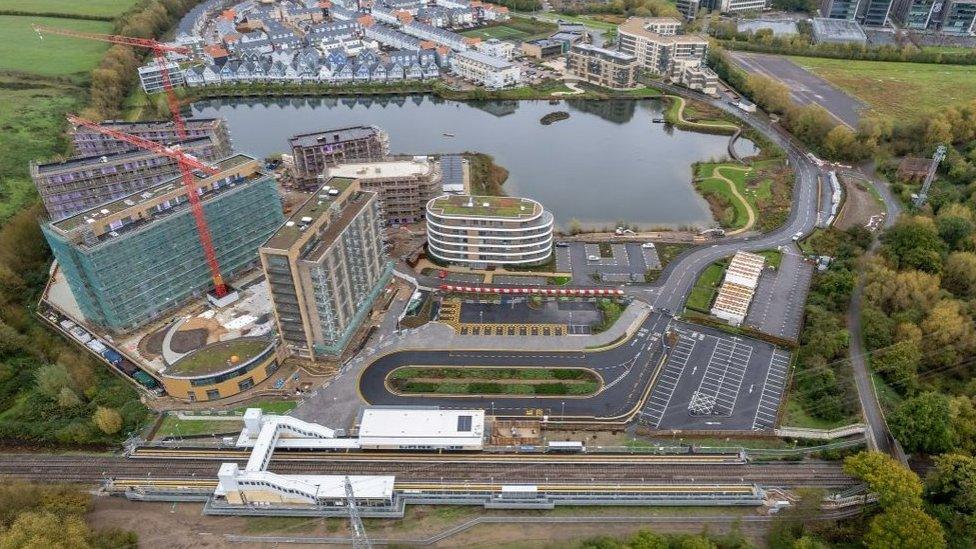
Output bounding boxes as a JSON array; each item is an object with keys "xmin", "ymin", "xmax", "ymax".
[{"xmin": 192, "ymin": 95, "xmax": 757, "ymax": 229}]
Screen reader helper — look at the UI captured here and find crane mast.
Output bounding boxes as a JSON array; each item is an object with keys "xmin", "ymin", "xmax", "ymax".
[{"xmin": 37, "ymin": 25, "xmax": 229, "ymax": 297}]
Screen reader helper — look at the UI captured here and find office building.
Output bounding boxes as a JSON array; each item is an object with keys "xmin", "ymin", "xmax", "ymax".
[
  {"xmin": 259, "ymin": 178, "xmax": 390, "ymax": 359},
  {"xmin": 892, "ymin": 0, "xmax": 976, "ymax": 32},
  {"xmin": 520, "ymin": 38, "xmax": 566, "ymax": 59},
  {"xmin": 41, "ymin": 155, "xmax": 284, "ymax": 333},
  {"xmin": 450, "ymin": 50, "xmax": 521, "ymax": 89},
  {"xmin": 820, "ymin": 0, "xmax": 861, "ymax": 19},
  {"xmin": 567, "ymin": 43, "xmax": 638, "ymax": 89},
  {"xmin": 31, "ymin": 136, "xmax": 225, "ymax": 221},
  {"xmin": 425, "ymin": 194, "xmax": 553, "ymax": 267},
  {"xmin": 289, "ymin": 126, "xmax": 390, "ymax": 181},
  {"xmin": 676, "ymin": 62, "xmax": 719, "ymax": 95},
  {"xmin": 676, "ymin": 0, "xmax": 702, "ymax": 18},
  {"xmin": 710, "ymin": 251, "xmax": 765, "ymax": 326},
  {"xmin": 70, "ymin": 118, "xmax": 232, "ymax": 157},
  {"xmin": 858, "ymin": 0, "xmax": 894, "ymax": 25},
  {"xmin": 138, "ymin": 60, "xmax": 186, "ymax": 93},
  {"xmin": 325, "ymin": 157, "xmax": 443, "ymax": 224},
  {"xmin": 698, "ymin": 0, "xmax": 769, "ymax": 12}
]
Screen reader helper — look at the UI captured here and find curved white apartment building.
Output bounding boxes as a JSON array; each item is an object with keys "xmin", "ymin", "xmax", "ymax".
[{"xmin": 425, "ymin": 194, "xmax": 553, "ymax": 267}]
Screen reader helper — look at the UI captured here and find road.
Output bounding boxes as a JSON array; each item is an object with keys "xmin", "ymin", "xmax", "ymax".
[{"xmin": 841, "ymin": 167, "xmax": 901, "ymax": 457}]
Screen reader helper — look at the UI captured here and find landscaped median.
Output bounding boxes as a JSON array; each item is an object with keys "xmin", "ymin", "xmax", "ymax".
[{"xmin": 387, "ymin": 366, "xmax": 601, "ymax": 397}]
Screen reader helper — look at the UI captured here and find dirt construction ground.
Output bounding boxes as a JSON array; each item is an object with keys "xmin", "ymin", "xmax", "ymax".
[
  {"xmin": 834, "ymin": 175, "xmax": 885, "ymax": 230},
  {"xmin": 86, "ymin": 497, "xmax": 769, "ymax": 547}
]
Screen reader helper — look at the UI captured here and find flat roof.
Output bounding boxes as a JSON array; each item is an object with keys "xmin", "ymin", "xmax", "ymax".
[
  {"xmin": 262, "ymin": 177, "xmax": 356, "ymax": 250},
  {"xmin": 34, "ymin": 136, "xmax": 213, "ymax": 174},
  {"xmin": 326, "ymin": 158, "xmax": 433, "ymax": 180},
  {"xmin": 571, "ymin": 42, "xmax": 636, "ymax": 62},
  {"xmin": 52, "ymin": 154, "xmax": 256, "ymax": 232},
  {"xmin": 74, "ymin": 118, "xmax": 222, "ymax": 133},
  {"xmin": 454, "ymin": 49, "xmax": 516, "ymax": 69},
  {"xmin": 811, "ymin": 17, "xmax": 867, "ymax": 41},
  {"xmin": 166, "ymin": 337, "xmax": 273, "ymax": 377},
  {"xmin": 288, "ymin": 126, "xmax": 382, "ymax": 148},
  {"xmin": 359, "ymin": 408, "xmax": 485, "ymax": 440},
  {"xmin": 427, "ymin": 194, "xmax": 541, "ymax": 219},
  {"xmin": 618, "ymin": 17, "xmax": 707, "ymax": 44}
]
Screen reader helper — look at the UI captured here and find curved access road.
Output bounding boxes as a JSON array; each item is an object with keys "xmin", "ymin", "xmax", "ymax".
[{"xmin": 358, "ymin": 311, "xmax": 672, "ymax": 420}]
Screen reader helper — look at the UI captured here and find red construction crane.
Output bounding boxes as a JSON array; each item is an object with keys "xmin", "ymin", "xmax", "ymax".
[
  {"xmin": 33, "ymin": 24, "xmax": 192, "ymax": 139},
  {"xmin": 67, "ymin": 115, "xmax": 229, "ymax": 298},
  {"xmin": 36, "ymin": 24, "xmax": 231, "ymax": 298}
]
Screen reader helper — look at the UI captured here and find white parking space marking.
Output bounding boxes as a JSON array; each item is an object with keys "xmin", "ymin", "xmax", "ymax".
[
  {"xmin": 641, "ymin": 336, "xmax": 696, "ymax": 428},
  {"xmin": 688, "ymin": 338, "xmax": 753, "ymax": 417},
  {"xmin": 752, "ymin": 349, "xmax": 791, "ymax": 430}
]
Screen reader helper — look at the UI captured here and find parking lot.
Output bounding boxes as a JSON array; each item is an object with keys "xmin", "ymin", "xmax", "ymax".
[
  {"xmin": 555, "ymin": 242, "xmax": 661, "ymax": 285},
  {"xmin": 745, "ymin": 250, "xmax": 813, "ymax": 342},
  {"xmin": 458, "ymin": 297, "xmax": 603, "ymax": 333},
  {"xmin": 639, "ymin": 322, "xmax": 791, "ymax": 431}
]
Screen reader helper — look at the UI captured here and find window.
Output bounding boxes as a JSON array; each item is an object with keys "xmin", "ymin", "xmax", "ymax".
[
  {"xmin": 457, "ymin": 415, "xmax": 472, "ymax": 432},
  {"xmin": 187, "ymin": 391, "xmax": 196, "ymax": 402},
  {"xmin": 238, "ymin": 377, "xmax": 254, "ymax": 391},
  {"xmin": 206, "ymin": 389, "xmax": 220, "ymax": 400}
]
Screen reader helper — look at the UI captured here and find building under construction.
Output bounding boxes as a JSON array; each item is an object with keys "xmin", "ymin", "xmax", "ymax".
[
  {"xmin": 70, "ymin": 118, "xmax": 231, "ymax": 156},
  {"xmin": 289, "ymin": 126, "xmax": 390, "ymax": 182},
  {"xmin": 31, "ymin": 135, "xmax": 228, "ymax": 221},
  {"xmin": 259, "ymin": 178, "xmax": 391, "ymax": 360},
  {"xmin": 41, "ymin": 154, "xmax": 284, "ymax": 333}
]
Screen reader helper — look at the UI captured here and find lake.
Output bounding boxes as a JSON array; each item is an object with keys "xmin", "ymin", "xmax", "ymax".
[{"xmin": 192, "ymin": 95, "xmax": 757, "ymax": 229}]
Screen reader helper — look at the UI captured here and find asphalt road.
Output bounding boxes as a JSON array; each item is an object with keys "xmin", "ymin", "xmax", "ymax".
[
  {"xmin": 726, "ymin": 52, "xmax": 864, "ymax": 128},
  {"xmin": 359, "ymin": 311, "xmax": 672, "ymax": 419}
]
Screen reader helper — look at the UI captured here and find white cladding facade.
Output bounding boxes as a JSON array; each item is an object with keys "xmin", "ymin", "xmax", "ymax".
[
  {"xmin": 450, "ymin": 50, "xmax": 521, "ymax": 88},
  {"xmin": 425, "ymin": 194, "xmax": 554, "ymax": 267}
]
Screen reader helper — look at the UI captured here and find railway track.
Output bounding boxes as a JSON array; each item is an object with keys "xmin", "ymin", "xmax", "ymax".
[{"xmin": 0, "ymin": 453, "xmax": 856, "ymax": 487}]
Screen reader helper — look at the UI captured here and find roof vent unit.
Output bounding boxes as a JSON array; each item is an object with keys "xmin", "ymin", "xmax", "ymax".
[
  {"xmin": 123, "ymin": 199, "xmax": 136, "ymax": 206},
  {"xmin": 285, "ymin": 221, "xmax": 296, "ymax": 227},
  {"xmin": 328, "ymin": 189, "xmax": 339, "ymax": 196},
  {"xmin": 301, "ymin": 216, "xmax": 313, "ymax": 223}
]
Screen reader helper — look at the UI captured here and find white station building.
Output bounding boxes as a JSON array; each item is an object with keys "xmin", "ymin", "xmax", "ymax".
[{"xmin": 215, "ymin": 407, "xmax": 485, "ymax": 507}]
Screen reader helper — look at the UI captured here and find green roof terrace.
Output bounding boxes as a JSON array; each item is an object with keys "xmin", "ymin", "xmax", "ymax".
[
  {"xmin": 166, "ymin": 337, "xmax": 273, "ymax": 377},
  {"xmin": 426, "ymin": 194, "xmax": 542, "ymax": 219}
]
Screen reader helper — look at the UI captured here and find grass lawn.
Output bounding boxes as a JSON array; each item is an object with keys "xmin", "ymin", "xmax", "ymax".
[
  {"xmin": 0, "ymin": 16, "xmax": 114, "ymax": 76},
  {"xmin": 780, "ymin": 398, "xmax": 854, "ymax": 430},
  {"xmin": 168, "ymin": 339, "xmax": 271, "ymax": 375},
  {"xmin": 0, "ymin": 74, "xmax": 83, "ymax": 222},
  {"xmin": 685, "ymin": 260, "xmax": 727, "ymax": 313},
  {"xmin": 156, "ymin": 416, "xmax": 243, "ymax": 438},
  {"xmin": 0, "ymin": 0, "xmax": 141, "ymax": 18},
  {"xmin": 695, "ymin": 163, "xmax": 766, "ymax": 230},
  {"xmin": 789, "ymin": 55, "xmax": 976, "ymax": 121},
  {"xmin": 757, "ymin": 249, "xmax": 783, "ymax": 269},
  {"xmin": 461, "ymin": 24, "xmax": 530, "ymax": 40},
  {"xmin": 536, "ymin": 12, "xmax": 618, "ymax": 31},
  {"xmin": 230, "ymin": 399, "xmax": 297, "ymax": 415}
]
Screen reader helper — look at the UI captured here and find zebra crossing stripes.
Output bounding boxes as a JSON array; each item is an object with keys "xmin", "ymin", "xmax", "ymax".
[
  {"xmin": 640, "ymin": 336, "xmax": 696, "ymax": 427},
  {"xmin": 752, "ymin": 349, "xmax": 792, "ymax": 430},
  {"xmin": 688, "ymin": 339, "xmax": 753, "ymax": 417}
]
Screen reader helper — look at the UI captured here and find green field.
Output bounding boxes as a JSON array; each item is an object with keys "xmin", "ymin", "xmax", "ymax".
[
  {"xmin": 685, "ymin": 260, "xmax": 728, "ymax": 313},
  {"xmin": 0, "ymin": 0, "xmax": 140, "ymax": 18},
  {"xmin": 0, "ymin": 16, "xmax": 113, "ymax": 75},
  {"xmin": 461, "ymin": 24, "xmax": 530, "ymax": 40},
  {"xmin": 790, "ymin": 55, "xmax": 976, "ymax": 121},
  {"xmin": 695, "ymin": 163, "xmax": 769, "ymax": 230}
]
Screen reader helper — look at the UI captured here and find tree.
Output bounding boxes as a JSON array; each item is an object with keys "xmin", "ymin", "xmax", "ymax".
[
  {"xmin": 843, "ymin": 451, "xmax": 923, "ymax": 508},
  {"xmin": 919, "ymin": 299, "xmax": 976, "ymax": 370},
  {"xmin": 629, "ymin": 530, "xmax": 667, "ymax": 549},
  {"xmin": 936, "ymin": 203, "xmax": 974, "ymax": 250},
  {"xmin": 33, "ymin": 364, "xmax": 73, "ymax": 399},
  {"xmin": 865, "ymin": 506, "xmax": 946, "ymax": 549},
  {"xmin": 927, "ymin": 453, "xmax": 976, "ymax": 514},
  {"xmin": 822, "ymin": 125, "xmax": 858, "ymax": 160},
  {"xmin": 861, "ymin": 306, "xmax": 894, "ymax": 350},
  {"xmin": 57, "ymin": 387, "xmax": 82, "ymax": 409},
  {"xmin": 881, "ymin": 216, "xmax": 945, "ymax": 272},
  {"xmin": 92, "ymin": 407, "xmax": 123, "ymax": 435},
  {"xmin": 0, "ymin": 511, "xmax": 92, "ymax": 549},
  {"xmin": 942, "ymin": 252, "xmax": 976, "ymax": 297},
  {"xmin": 949, "ymin": 396, "xmax": 976, "ymax": 455},
  {"xmin": 745, "ymin": 74, "xmax": 791, "ymax": 114},
  {"xmin": 889, "ymin": 392, "xmax": 955, "ymax": 454},
  {"xmin": 871, "ymin": 341, "xmax": 920, "ymax": 393}
]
